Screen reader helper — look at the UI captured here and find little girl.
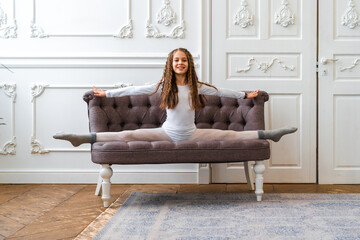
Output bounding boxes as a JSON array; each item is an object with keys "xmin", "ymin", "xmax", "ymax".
[{"xmin": 54, "ymin": 48, "xmax": 296, "ymax": 146}]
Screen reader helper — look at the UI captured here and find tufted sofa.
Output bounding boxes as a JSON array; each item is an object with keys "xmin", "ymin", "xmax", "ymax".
[{"xmin": 83, "ymin": 90, "xmax": 270, "ymax": 207}]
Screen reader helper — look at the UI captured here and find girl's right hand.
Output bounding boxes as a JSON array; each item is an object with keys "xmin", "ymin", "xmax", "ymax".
[{"xmin": 93, "ymin": 86, "xmax": 106, "ymax": 97}]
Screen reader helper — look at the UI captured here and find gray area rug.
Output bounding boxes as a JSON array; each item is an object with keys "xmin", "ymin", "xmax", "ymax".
[{"xmin": 93, "ymin": 192, "xmax": 360, "ymax": 240}]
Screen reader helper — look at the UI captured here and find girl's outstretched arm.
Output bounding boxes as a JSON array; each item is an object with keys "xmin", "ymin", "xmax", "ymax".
[
  {"xmin": 199, "ymin": 84, "xmax": 259, "ymax": 99},
  {"xmin": 93, "ymin": 83, "xmax": 159, "ymax": 98},
  {"xmin": 245, "ymin": 89, "xmax": 260, "ymax": 99},
  {"xmin": 93, "ymin": 87, "xmax": 106, "ymax": 97}
]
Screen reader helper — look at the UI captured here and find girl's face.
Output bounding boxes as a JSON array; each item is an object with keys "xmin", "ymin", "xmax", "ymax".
[{"xmin": 172, "ymin": 50, "xmax": 189, "ymax": 76}]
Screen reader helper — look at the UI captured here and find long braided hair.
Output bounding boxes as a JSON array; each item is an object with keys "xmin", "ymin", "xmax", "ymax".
[{"xmin": 151, "ymin": 48, "xmax": 217, "ymax": 110}]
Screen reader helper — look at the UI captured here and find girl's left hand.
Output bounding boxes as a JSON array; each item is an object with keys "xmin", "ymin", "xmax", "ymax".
[{"xmin": 246, "ymin": 89, "xmax": 260, "ymax": 99}]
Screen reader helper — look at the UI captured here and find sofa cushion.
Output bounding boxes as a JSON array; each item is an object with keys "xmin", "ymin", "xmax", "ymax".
[{"xmin": 91, "ymin": 139, "xmax": 270, "ymax": 164}]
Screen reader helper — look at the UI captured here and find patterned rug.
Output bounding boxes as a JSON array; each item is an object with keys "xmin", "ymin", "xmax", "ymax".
[{"xmin": 92, "ymin": 193, "xmax": 360, "ymax": 240}]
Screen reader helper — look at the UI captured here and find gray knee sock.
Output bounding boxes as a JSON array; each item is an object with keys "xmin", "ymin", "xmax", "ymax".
[
  {"xmin": 53, "ymin": 132, "xmax": 96, "ymax": 147},
  {"xmin": 258, "ymin": 127, "xmax": 297, "ymax": 142}
]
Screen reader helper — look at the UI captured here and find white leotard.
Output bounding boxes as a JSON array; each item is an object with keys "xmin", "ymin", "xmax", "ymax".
[{"xmin": 106, "ymin": 83, "xmax": 245, "ymax": 142}]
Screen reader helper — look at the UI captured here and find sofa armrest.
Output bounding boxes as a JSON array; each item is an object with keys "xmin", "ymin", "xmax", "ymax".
[{"xmin": 243, "ymin": 91, "xmax": 269, "ymax": 131}]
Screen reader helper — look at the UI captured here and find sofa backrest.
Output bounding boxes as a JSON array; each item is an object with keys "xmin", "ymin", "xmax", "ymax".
[{"xmin": 83, "ymin": 91, "xmax": 269, "ymax": 133}]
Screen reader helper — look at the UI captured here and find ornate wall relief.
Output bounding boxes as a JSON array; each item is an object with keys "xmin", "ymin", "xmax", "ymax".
[
  {"xmin": 0, "ymin": 4, "xmax": 7, "ymax": 27},
  {"xmin": 0, "ymin": 83, "xmax": 16, "ymax": 155},
  {"xmin": 0, "ymin": 0, "xmax": 17, "ymax": 38},
  {"xmin": 30, "ymin": 0, "xmax": 133, "ymax": 38},
  {"xmin": 340, "ymin": 58, "xmax": 360, "ymax": 72},
  {"xmin": 233, "ymin": 0, "xmax": 253, "ymax": 28},
  {"xmin": 157, "ymin": 0, "xmax": 176, "ymax": 26},
  {"xmin": 30, "ymin": 83, "xmax": 132, "ymax": 154},
  {"xmin": 342, "ymin": 0, "xmax": 360, "ymax": 29},
  {"xmin": 31, "ymin": 83, "xmax": 50, "ymax": 154},
  {"xmin": 274, "ymin": 0, "xmax": 295, "ymax": 27},
  {"xmin": 237, "ymin": 57, "xmax": 295, "ymax": 73},
  {"xmin": 227, "ymin": 54, "xmax": 299, "ymax": 80},
  {"xmin": 146, "ymin": 0, "xmax": 185, "ymax": 38}
]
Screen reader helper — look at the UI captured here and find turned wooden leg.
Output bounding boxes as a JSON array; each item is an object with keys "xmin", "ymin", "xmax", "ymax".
[
  {"xmin": 244, "ymin": 161, "xmax": 255, "ymax": 191},
  {"xmin": 253, "ymin": 161, "xmax": 265, "ymax": 201},
  {"xmin": 100, "ymin": 164, "xmax": 113, "ymax": 207},
  {"xmin": 95, "ymin": 166, "xmax": 102, "ymax": 196}
]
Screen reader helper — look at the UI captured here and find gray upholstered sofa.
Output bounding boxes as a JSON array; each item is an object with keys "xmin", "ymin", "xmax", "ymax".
[{"xmin": 83, "ymin": 90, "xmax": 270, "ymax": 207}]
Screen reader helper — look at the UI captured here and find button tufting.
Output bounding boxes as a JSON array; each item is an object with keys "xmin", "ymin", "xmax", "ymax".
[{"xmin": 128, "ymin": 104, "xmax": 132, "ymax": 108}]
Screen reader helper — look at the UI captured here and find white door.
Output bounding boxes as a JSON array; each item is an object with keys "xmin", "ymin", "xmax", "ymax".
[
  {"xmin": 319, "ymin": 0, "xmax": 360, "ymax": 184},
  {"xmin": 211, "ymin": 0, "xmax": 317, "ymax": 183}
]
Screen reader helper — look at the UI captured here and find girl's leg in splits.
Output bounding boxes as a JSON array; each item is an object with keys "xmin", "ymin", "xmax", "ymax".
[
  {"xmin": 188, "ymin": 129, "xmax": 258, "ymax": 142},
  {"xmin": 188, "ymin": 127, "xmax": 297, "ymax": 142},
  {"xmin": 96, "ymin": 128, "xmax": 171, "ymax": 142},
  {"xmin": 54, "ymin": 128, "xmax": 171, "ymax": 147}
]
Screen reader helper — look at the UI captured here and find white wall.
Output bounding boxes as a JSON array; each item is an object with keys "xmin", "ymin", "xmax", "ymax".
[{"xmin": 0, "ymin": 0, "xmax": 211, "ymax": 183}]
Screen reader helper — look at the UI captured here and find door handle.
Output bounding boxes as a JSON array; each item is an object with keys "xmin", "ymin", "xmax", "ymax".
[{"xmin": 320, "ymin": 57, "xmax": 339, "ymax": 65}]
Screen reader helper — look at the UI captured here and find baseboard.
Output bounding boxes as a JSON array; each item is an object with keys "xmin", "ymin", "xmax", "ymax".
[{"xmin": 0, "ymin": 170, "xmax": 199, "ymax": 184}]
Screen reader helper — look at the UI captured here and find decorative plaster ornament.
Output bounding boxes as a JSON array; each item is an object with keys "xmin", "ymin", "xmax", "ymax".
[
  {"xmin": 31, "ymin": 137, "xmax": 49, "ymax": 154},
  {"xmin": 115, "ymin": 19, "xmax": 133, "ymax": 38},
  {"xmin": 237, "ymin": 57, "xmax": 295, "ymax": 73},
  {"xmin": 157, "ymin": 0, "xmax": 176, "ymax": 26},
  {"xmin": 0, "ymin": 4, "xmax": 7, "ymax": 28},
  {"xmin": 31, "ymin": 83, "xmax": 49, "ymax": 101},
  {"xmin": 30, "ymin": 21, "xmax": 48, "ymax": 38},
  {"xmin": 0, "ymin": 83, "xmax": 16, "ymax": 100},
  {"xmin": 340, "ymin": 58, "xmax": 360, "ymax": 72},
  {"xmin": 342, "ymin": 0, "xmax": 360, "ymax": 29},
  {"xmin": 234, "ymin": 0, "xmax": 254, "ymax": 28},
  {"xmin": 274, "ymin": 0, "xmax": 295, "ymax": 27},
  {"xmin": 0, "ymin": 83, "xmax": 17, "ymax": 155},
  {"xmin": 146, "ymin": 19, "xmax": 185, "ymax": 38}
]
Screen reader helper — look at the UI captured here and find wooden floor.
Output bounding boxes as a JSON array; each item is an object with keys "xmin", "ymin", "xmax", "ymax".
[{"xmin": 1, "ymin": 184, "xmax": 360, "ymax": 240}]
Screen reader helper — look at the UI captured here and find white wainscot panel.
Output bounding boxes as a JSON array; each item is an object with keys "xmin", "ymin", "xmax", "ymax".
[
  {"xmin": 0, "ymin": 0, "xmax": 17, "ymax": 38},
  {"xmin": 32, "ymin": 0, "xmax": 132, "ymax": 37},
  {"xmin": 0, "ymin": 83, "xmax": 16, "ymax": 155},
  {"xmin": 336, "ymin": 55, "xmax": 360, "ymax": 80},
  {"xmin": 30, "ymin": 84, "xmax": 124, "ymax": 154},
  {"xmin": 334, "ymin": 95, "xmax": 360, "ymax": 168},
  {"xmin": 228, "ymin": 0, "xmax": 258, "ymax": 39},
  {"xmin": 335, "ymin": 0, "xmax": 360, "ymax": 39},
  {"xmin": 227, "ymin": 53, "xmax": 300, "ymax": 79},
  {"xmin": 265, "ymin": 94, "xmax": 301, "ymax": 167},
  {"xmin": 270, "ymin": 0, "xmax": 300, "ymax": 38}
]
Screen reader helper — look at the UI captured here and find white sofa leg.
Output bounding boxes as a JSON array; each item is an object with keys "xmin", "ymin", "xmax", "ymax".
[
  {"xmin": 100, "ymin": 164, "xmax": 113, "ymax": 207},
  {"xmin": 95, "ymin": 166, "xmax": 102, "ymax": 196},
  {"xmin": 244, "ymin": 161, "xmax": 255, "ymax": 191},
  {"xmin": 253, "ymin": 161, "xmax": 265, "ymax": 201}
]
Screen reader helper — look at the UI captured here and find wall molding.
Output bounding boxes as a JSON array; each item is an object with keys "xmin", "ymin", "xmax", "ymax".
[
  {"xmin": 146, "ymin": 0, "xmax": 185, "ymax": 38},
  {"xmin": 0, "ymin": 54, "xmax": 200, "ymax": 68},
  {"xmin": 0, "ymin": 0, "xmax": 17, "ymax": 38},
  {"xmin": 157, "ymin": 0, "xmax": 176, "ymax": 27},
  {"xmin": 342, "ymin": 0, "xmax": 360, "ymax": 29},
  {"xmin": 274, "ymin": 0, "xmax": 295, "ymax": 28},
  {"xmin": 233, "ymin": 0, "xmax": 254, "ymax": 28},
  {"xmin": 0, "ymin": 83, "xmax": 16, "ymax": 155},
  {"xmin": 237, "ymin": 57, "xmax": 295, "ymax": 73},
  {"xmin": 30, "ymin": 83, "xmax": 132, "ymax": 154},
  {"xmin": 30, "ymin": 0, "xmax": 133, "ymax": 38},
  {"xmin": 340, "ymin": 58, "xmax": 360, "ymax": 72}
]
